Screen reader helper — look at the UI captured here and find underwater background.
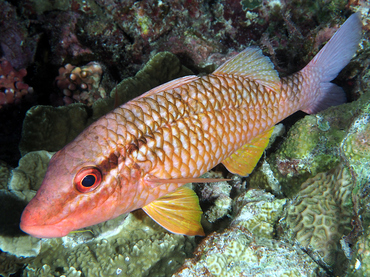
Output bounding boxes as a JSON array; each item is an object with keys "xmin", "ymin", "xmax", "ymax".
[{"xmin": 0, "ymin": 0, "xmax": 369, "ymax": 276}]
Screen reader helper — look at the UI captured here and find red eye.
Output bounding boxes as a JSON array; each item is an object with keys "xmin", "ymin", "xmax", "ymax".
[{"xmin": 74, "ymin": 167, "xmax": 102, "ymax": 193}]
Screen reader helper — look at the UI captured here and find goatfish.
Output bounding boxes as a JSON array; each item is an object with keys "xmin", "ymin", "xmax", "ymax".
[{"xmin": 20, "ymin": 13, "xmax": 362, "ymax": 238}]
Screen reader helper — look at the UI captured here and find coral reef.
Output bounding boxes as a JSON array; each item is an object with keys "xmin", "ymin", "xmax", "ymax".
[
  {"xmin": 174, "ymin": 227, "xmax": 324, "ymax": 276},
  {"xmin": 0, "ymin": 59, "xmax": 33, "ymax": 108},
  {"xmin": 0, "ymin": 1, "xmax": 368, "ymax": 276},
  {"xmin": 55, "ymin": 61, "xmax": 107, "ymax": 106},
  {"xmin": 42, "ymin": 11, "xmax": 94, "ymax": 65},
  {"xmin": 281, "ymin": 165, "xmax": 354, "ymax": 271},
  {"xmin": 0, "ymin": 1, "xmax": 37, "ymax": 69},
  {"xmin": 196, "ymin": 172, "xmax": 233, "ymax": 224}
]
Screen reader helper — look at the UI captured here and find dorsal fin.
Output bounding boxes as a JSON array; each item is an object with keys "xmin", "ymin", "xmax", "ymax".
[
  {"xmin": 213, "ymin": 47, "xmax": 280, "ymax": 91},
  {"xmin": 134, "ymin": 75, "xmax": 199, "ymax": 100}
]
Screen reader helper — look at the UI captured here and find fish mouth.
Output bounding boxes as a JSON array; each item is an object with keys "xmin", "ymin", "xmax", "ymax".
[
  {"xmin": 20, "ymin": 207, "xmax": 72, "ymax": 238},
  {"xmin": 19, "ymin": 221, "xmax": 70, "ymax": 238}
]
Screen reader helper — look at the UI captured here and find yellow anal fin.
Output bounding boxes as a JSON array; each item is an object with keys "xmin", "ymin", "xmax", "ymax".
[
  {"xmin": 222, "ymin": 127, "xmax": 274, "ymax": 176},
  {"xmin": 142, "ymin": 186, "xmax": 205, "ymax": 236}
]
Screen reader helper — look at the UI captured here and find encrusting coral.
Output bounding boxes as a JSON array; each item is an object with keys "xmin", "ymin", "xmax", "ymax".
[
  {"xmin": 19, "ymin": 104, "xmax": 90, "ymax": 156},
  {"xmin": 0, "ymin": 151, "xmax": 52, "ymax": 276}
]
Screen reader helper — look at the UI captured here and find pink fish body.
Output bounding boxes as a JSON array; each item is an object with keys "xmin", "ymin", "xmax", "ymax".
[{"xmin": 20, "ymin": 13, "xmax": 362, "ymax": 238}]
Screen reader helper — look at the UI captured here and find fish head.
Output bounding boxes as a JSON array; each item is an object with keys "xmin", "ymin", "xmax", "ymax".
[{"xmin": 20, "ymin": 129, "xmax": 139, "ymax": 238}]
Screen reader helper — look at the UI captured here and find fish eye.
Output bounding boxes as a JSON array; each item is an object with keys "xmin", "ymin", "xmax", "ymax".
[{"xmin": 74, "ymin": 167, "xmax": 102, "ymax": 193}]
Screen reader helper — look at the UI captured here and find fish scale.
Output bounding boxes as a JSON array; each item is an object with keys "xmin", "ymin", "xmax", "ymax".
[
  {"xmin": 108, "ymin": 74, "xmax": 279, "ymax": 182},
  {"xmin": 20, "ymin": 13, "xmax": 363, "ymax": 238}
]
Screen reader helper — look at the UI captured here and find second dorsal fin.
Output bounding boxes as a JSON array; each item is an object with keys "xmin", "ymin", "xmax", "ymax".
[{"xmin": 213, "ymin": 47, "xmax": 280, "ymax": 91}]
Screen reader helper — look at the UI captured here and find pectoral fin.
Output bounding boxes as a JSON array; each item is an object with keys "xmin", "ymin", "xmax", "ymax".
[
  {"xmin": 142, "ymin": 186, "xmax": 204, "ymax": 236},
  {"xmin": 222, "ymin": 127, "xmax": 274, "ymax": 176}
]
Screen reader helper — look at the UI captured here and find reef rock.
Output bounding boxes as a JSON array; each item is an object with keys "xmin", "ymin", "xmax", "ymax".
[{"xmin": 174, "ymin": 226, "xmax": 324, "ymax": 277}]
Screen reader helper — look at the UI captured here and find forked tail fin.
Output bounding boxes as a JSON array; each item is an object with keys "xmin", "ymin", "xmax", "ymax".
[{"xmin": 301, "ymin": 12, "xmax": 362, "ymax": 114}]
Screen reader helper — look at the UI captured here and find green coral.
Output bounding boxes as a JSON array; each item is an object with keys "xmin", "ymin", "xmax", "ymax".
[
  {"xmin": 283, "ymin": 165, "xmax": 353, "ymax": 268},
  {"xmin": 0, "ymin": 151, "xmax": 54, "ymax": 276}
]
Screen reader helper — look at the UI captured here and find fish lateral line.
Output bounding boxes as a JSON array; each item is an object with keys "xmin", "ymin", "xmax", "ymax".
[{"xmin": 145, "ymin": 176, "xmax": 231, "ymax": 185}]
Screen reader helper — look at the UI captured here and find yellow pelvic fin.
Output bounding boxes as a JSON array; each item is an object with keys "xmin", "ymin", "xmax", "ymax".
[
  {"xmin": 222, "ymin": 127, "xmax": 274, "ymax": 176},
  {"xmin": 213, "ymin": 47, "xmax": 280, "ymax": 91},
  {"xmin": 142, "ymin": 186, "xmax": 205, "ymax": 236}
]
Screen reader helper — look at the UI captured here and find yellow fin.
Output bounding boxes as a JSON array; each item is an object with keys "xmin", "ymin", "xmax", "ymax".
[
  {"xmin": 142, "ymin": 186, "xmax": 205, "ymax": 236},
  {"xmin": 222, "ymin": 127, "xmax": 274, "ymax": 176},
  {"xmin": 213, "ymin": 47, "xmax": 280, "ymax": 91}
]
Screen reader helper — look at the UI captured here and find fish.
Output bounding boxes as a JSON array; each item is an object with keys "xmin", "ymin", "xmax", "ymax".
[{"xmin": 20, "ymin": 13, "xmax": 362, "ymax": 238}]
